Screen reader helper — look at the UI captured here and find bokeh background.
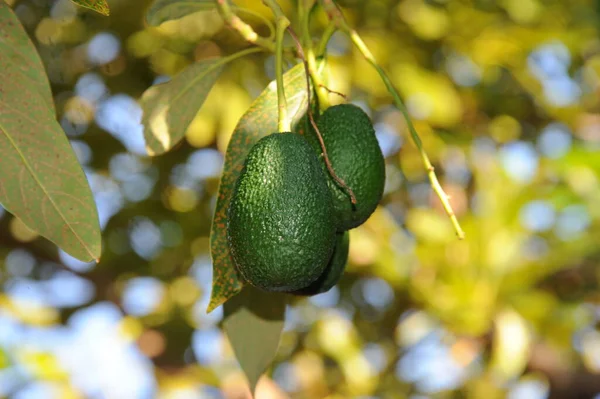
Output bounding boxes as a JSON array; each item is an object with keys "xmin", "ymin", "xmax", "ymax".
[{"xmin": 2, "ymin": 0, "xmax": 600, "ymax": 398}]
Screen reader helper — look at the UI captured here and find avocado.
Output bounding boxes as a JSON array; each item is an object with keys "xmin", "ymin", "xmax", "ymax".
[
  {"xmin": 293, "ymin": 231, "xmax": 349, "ymax": 296},
  {"xmin": 305, "ymin": 104, "xmax": 385, "ymax": 231},
  {"xmin": 227, "ymin": 132, "xmax": 336, "ymax": 292}
]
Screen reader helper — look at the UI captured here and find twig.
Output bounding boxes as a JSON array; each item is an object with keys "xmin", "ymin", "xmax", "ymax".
[
  {"xmin": 287, "ymin": 28, "xmax": 357, "ymax": 205},
  {"xmin": 316, "ymin": 23, "xmax": 336, "ymax": 57},
  {"xmin": 216, "ymin": 0, "xmax": 275, "ymax": 52},
  {"xmin": 319, "ymin": 0, "xmax": 465, "ymax": 239},
  {"xmin": 318, "ymin": 84, "xmax": 347, "ymax": 99}
]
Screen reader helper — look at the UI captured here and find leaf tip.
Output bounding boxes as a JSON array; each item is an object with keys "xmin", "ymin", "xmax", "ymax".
[
  {"xmin": 206, "ymin": 297, "xmax": 223, "ymax": 314},
  {"xmin": 145, "ymin": 146, "xmax": 157, "ymax": 156},
  {"xmin": 248, "ymin": 375, "xmax": 263, "ymax": 398},
  {"xmin": 206, "ymin": 281, "xmax": 245, "ymax": 313},
  {"xmin": 97, "ymin": 6, "xmax": 110, "ymax": 16}
]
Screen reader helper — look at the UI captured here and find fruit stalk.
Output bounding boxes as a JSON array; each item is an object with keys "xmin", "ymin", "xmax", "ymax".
[
  {"xmin": 306, "ymin": 47, "xmax": 330, "ymax": 109},
  {"xmin": 320, "ymin": 0, "xmax": 465, "ymax": 240},
  {"xmin": 287, "ymin": 28, "xmax": 357, "ymax": 205},
  {"xmin": 264, "ymin": 0, "xmax": 292, "ymax": 132},
  {"xmin": 298, "ymin": 0, "xmax": 331, "ymax": 109}
]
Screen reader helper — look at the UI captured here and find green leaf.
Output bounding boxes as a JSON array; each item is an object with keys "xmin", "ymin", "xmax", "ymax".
[
  {"xmin": 223, "ymin": 286, "xmax": 286, "ymax": 395},
  {"xmin": 0, "ymin": 2, "xmax": 55, "ymax": 115},
  {"xmin": 207, "ymin": 63, "xmax": 311, "ymax": 312},
  {"xmin": 0, "ymin": 3, "xmax": 102, "ymax": 262},
  {"xmin": 140, "ymin": 58, "xmax": 225, "ymax": 156},
  {"xmin": 145, "ymin": 0, "xmax": 215, "ymax": 26},
  {"xmin": 69, "ymin": 0, "xmax": 110, "ymax": 16}
]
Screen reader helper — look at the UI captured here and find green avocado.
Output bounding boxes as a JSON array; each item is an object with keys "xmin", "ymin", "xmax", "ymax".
[
  {"xmin": 227, "ymin": 132, "xmax": 336, "ymax": 292},
  {"xmin": 305, "ymin": 104, "xmax": 385, "ymax": 231},
  {"xmin": 293, "ymin": 231, "xmax": 349, "ymax": 296}
]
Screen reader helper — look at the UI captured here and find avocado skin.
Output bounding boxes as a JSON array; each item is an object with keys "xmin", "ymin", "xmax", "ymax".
[
  {"xmin": 227, "ymin": 132, "xmax": 336, "ymax": 292},
  {"xmin": 293, "ymin": 231, "xmax": 349, "ymax": 296},
  {"xmin": 306, "ymin": 104, "xmax": 385, "ymax": 231}
]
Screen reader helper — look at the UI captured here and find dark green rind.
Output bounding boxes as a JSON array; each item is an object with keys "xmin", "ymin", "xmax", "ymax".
[
  {"xmin": 293, "ymin": 231, "xmax": 349, "ymax": 296},
  {"xmin": 306, "ymin": 104, "xmax": 386, "ymax": 231},
  {"xmin": 227, "ymin": 132, "xmax": 336, "ymax": 292}
]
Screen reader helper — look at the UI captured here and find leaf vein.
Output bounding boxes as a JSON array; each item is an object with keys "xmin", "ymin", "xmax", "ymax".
[{"xmin": 0, "ymin": 122, "xmax": 96, "ymax": 260}]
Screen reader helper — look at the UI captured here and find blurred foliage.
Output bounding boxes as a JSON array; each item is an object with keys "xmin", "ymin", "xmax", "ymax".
[{"xmin": 2, "ymin": 0, "xmax": 600, "ymax": 398}]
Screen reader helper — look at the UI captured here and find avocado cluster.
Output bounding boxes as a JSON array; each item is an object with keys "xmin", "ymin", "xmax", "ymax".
[{"xmin": 227, "ymin": 104, "xmax": 385, "ymax": 295}]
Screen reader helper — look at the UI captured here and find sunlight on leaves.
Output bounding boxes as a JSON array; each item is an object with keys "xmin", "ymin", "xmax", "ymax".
[
  {"xmin": 140, "ymin": 58, "xmax": 224, "ymax": 155},
  {"xmin": 70, "ymin": 0, "xmax": 109, "ymax": 16},
  {"xmin": 145, "ymin": 0, "xmax": 215, "ymax": 26}
]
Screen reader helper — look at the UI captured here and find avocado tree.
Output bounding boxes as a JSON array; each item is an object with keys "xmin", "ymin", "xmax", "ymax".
[
  {"xmin": 1, "ymin": 0, "xmax": 599, "ymax": 398},
  {"xmin": 1, "ymin": 0, "xmax": 461, "ymax": 394}
]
